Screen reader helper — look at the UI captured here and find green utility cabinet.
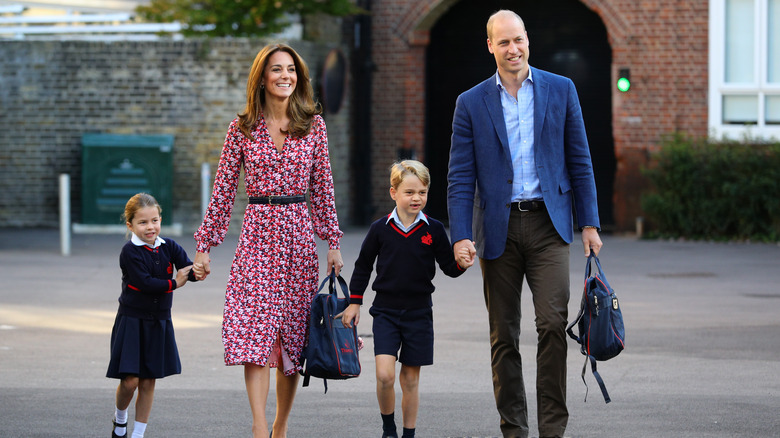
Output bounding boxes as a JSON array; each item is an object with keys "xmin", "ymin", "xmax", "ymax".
[{"xmin": 81, "ymin": 134, "xmax": 174, "ymax": 225}]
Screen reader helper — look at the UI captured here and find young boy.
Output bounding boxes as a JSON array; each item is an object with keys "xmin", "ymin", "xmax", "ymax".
[{"xmin": 340, "ymin": 160, "xmax": 474, "ymax": 438}]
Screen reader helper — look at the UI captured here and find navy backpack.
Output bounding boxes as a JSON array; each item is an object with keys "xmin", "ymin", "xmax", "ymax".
[
  {"xmin": 300, "ymin": 269, "xmax": 361, "ymax": 393},
  {"xmin": 567, "ymin": 253, "xmax": 625, "ymax": 403}
]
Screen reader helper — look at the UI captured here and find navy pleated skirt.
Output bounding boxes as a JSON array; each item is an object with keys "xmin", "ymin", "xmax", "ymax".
[{"xmin": 106, "ymin": 313, "xmax": 181, "ymax": 379}]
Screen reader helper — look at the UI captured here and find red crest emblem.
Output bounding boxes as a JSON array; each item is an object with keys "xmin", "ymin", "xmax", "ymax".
[{"xmin": 421, "ymin": 233, "xmax": 432, "ymax": 246}]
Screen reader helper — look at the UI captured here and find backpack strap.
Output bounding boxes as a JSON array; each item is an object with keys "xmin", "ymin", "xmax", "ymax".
[
  {"xmin": 581, "ymin": 354, "xmax": 611, "ymax": 403},
  {"xmin": 566, "ymin": 297, "xmax": 585, "ymax": 343}
]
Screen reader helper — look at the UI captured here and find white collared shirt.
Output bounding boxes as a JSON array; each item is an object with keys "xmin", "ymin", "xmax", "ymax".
[
  {"xmin": 131, "ymin": 233, "xmax": 166, "ymax": 249},
  {"xmin": 387, "ymin": 208, "xmax": 428, "ymax": 232}
]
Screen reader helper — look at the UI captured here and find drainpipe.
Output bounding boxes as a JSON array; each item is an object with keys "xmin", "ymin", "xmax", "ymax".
[{"xmin": 351, "ymin": 0, "xmax": 374, "ymax": 225}]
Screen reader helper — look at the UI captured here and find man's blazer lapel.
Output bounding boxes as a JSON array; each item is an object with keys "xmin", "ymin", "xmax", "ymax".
[
  {"xmin": 532, "ymin": 67, "xmax": 549, "ymax": 152},
  {"xmin": 482, "ymin": 80, "xmax": 511, "ymax": 159}
]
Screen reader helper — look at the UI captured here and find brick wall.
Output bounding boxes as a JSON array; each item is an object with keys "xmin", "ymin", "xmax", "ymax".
[
  {"xmin": 368, "ymin": 0, "xmax": 709, "ymax": 230},
  {"xmin": 0, "ymin": 38, "xmax": 353, "ymax": 231}
]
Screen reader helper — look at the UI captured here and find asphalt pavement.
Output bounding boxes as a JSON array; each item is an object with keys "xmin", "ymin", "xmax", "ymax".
[{"xmin": 1, "ymin": 227, "xmax": 779, "ymax": 438}]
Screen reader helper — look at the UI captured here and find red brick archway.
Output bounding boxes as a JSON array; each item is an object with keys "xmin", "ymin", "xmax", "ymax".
[{"xmin": 368, "ymin": 0, "xmax": 709, "ymax": 231}]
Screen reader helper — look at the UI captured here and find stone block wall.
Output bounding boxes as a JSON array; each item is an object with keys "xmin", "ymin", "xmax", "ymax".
[{"xmin": 0, "ymin": 38, "xmax": 353, "ymax": 232}]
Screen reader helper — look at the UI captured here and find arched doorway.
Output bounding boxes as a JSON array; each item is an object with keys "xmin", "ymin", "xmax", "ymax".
[{"xmin": 424, "ymin": 0, "xmax": 615, "ymax": 227}]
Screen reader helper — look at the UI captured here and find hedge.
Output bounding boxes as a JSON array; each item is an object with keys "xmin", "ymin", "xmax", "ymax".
[{"xmin": 641, "ymin": 134, "xmax": 780, "ymax": 242}]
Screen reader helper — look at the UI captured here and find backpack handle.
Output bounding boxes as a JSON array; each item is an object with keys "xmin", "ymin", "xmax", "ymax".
[
  {"xmin": 316, "ymin": 267, "xmax": 351, "ymax": 302},
  {"xmin": 585, "ymin": 253, "xmax": 612, "ymax": 292}
]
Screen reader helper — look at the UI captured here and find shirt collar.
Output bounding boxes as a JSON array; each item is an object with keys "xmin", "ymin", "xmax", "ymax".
[
  {"xmin": 495, "ymin": 67, "xmax": 534, "ymax": 90},
  {"xmin": 131, "ymin": 234, "xmax": 165, "ymax": 248},
  {"xmin": 387, "ymin": 208, "xmax": 428, "ymax": 228}
]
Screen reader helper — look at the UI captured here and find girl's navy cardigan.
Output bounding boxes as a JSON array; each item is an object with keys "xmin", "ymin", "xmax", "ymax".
[
  {"xmin": 349, "ymin": 214, "xmax": 465, "ymax": 310},
  {"xmin": 117, "ymin": 238, "xmax": 194, "ymax": 320}
]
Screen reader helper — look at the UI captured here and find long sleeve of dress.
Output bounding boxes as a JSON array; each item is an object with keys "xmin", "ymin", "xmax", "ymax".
[
  {"xmin": 194, "ymin": 119, "xmax": 244, "ymax": 253},
  {"xmin": 308, "ymin": 116, "xmax": 343, "ymax": 249}
]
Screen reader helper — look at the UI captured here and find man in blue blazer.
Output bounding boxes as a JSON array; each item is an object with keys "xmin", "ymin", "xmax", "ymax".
[{"xmin": 447, "ymin": 10, "xmax": 603, "ymax": 438}]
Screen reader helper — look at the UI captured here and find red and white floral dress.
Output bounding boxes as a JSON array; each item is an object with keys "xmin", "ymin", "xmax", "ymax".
[{"xmin": 194, "ymin": 114, "xmax": 342, "ymax": 375}]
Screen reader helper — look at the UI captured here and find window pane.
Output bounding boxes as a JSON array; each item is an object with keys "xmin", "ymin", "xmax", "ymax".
[
  {"xmin": 723, "ymin": 95, "xmax": 758, "ymax": 124},
  {"xmin": 725, "ymin": 0, "xmax": 755, "ymax": 83},
  {"xmin": 770, "ymin": 0, "xmax": 780, "ymax": 83},
  {"xmin": 767, "ymin": 96, "xmax": 780, "ymax": 124}
]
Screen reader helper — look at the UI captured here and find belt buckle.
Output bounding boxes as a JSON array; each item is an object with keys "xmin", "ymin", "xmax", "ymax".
[
  {"xmin": 517, "ymin": 201, "xmax": 531, "ymax": 212},
  {"xmin": 268, "ymin": 196, "xmax": 280, "ymax": 205}
]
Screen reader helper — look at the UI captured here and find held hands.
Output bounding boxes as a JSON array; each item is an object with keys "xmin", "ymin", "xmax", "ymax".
[
  {"xmin": 456, "ymin": 245, "xmax": 475, "ymax": 269},
  {"xmin": 193, "ymin": 251, "xmax": 211, "ymax": 280},
  {"xmin": 454, "ymin": 239, "xmax": 477, "ymax": 269},
  {"xmin": 582, "ymin": 228, "xmax": 603, "ymax": 257},
  {"xmin": 175, "ymin": 265, "xmax": 192, "ymax": 288}
]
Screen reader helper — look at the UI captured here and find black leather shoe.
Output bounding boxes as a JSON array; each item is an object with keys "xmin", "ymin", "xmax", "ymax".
[{"xmin": 111, "ymin": 419, "xmax": 127, "ymax": 438}]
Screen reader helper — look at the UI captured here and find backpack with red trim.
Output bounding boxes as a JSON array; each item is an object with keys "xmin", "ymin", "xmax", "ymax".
[
  {"xmin": 300, "ymin": 269, "xmax": 361, "ymax": 393},
  {"xmin": 567, "ymin": 253, "xmax": 625, "ymax": 403}
]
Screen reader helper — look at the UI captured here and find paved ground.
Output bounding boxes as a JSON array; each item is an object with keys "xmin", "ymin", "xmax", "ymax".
[{"xmin": 1, "ymin": 227, "xmax": 779, "ymax": 438}]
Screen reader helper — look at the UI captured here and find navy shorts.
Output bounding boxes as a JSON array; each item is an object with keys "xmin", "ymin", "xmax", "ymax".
[{"xmin": 369, "ymin": 306, "xmax": 434, "ymax": 366}]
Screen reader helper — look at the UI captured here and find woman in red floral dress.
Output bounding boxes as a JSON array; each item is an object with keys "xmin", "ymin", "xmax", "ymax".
[{"xmin": 192, "ymin": 44, "xmax": 343, "ymax": 438}]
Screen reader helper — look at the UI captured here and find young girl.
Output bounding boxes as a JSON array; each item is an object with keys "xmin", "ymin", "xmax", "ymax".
[{"xmin": 106, "ymin": 193, "xmax": 196, "ymax": 438}]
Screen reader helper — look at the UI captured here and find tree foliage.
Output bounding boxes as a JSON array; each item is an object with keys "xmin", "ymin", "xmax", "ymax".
[{"xmin": 136, "ymin": 0, "xmax": 361, "ymax": 37}]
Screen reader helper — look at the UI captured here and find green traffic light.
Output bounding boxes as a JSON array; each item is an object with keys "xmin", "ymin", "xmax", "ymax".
[{"xmin": 617, "ymin": 77, "xmax": 631, "ymax": 92}]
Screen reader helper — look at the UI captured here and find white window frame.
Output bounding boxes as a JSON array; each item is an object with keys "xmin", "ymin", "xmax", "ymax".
[{"xmin": 709, "ymin": 0, "xmax": 780, "ymax": 140}]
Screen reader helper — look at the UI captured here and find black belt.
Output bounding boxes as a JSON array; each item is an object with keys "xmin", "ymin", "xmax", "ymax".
[
  {"xmin": 249, "ymin": 195, "xmax": 306, "ymax": 205},
  {"xmin": 511, "ymin": 200, "xmax": 545, "ymax": 212}
]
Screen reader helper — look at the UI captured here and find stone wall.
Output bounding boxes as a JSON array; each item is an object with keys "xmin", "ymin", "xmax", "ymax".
[{"xmin": 0, "ymin": 38, "xmax": 353, "ymax": 231}]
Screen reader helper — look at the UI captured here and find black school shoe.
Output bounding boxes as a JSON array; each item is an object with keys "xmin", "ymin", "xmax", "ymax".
[{"xmin": 111, "ymin": 419, "xmax": 127, "ymax": 438}]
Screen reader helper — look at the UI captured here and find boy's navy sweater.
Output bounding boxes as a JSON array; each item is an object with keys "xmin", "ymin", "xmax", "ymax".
[
  {"xmin": 349, "ymin": 214, "xmax": 465, "ymax": 310},
  {"xmin": 117, "ymin": 237, "xmax": 194, "ymax": 320}
]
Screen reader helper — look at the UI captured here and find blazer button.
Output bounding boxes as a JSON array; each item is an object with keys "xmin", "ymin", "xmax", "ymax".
[{"xmin": 507, "ymin": 179, "xmax": 512, "ymax": 184}]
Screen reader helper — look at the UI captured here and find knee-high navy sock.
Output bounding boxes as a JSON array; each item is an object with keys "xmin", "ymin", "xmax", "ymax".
[{"xmin": 381, "ymin": 412, "xmax": 397, "ymax": 436}]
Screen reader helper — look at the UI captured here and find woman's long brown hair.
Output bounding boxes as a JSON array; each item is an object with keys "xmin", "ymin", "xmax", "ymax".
[{"xmin": 238, "ymin": 43, "xmax": 322, "ymax": 140}]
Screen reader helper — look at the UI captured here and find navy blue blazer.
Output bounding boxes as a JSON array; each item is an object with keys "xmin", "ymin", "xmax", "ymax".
[{"xmin": 447, "ymin": 68, "xmax": 600, "ymax": 260}]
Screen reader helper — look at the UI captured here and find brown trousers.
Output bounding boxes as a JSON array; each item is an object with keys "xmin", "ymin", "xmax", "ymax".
[{"xmin": 480, "ymin": 208, "xmax": 570, "ymax": 438}]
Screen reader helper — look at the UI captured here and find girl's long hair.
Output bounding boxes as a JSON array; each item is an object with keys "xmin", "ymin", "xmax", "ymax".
[{"xmin": 238, "ymin": 43, "xmax": 321, "ymax": 140}]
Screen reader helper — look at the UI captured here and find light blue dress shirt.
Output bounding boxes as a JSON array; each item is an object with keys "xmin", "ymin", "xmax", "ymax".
[{"xmin": 496, "ymin": 70, "xmax": 541, "ymax": 201}]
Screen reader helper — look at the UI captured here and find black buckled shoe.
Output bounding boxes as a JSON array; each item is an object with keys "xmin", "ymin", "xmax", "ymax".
[{"xmin": 111, "ymin": 418, "xmax": 127, "ymax": 438}]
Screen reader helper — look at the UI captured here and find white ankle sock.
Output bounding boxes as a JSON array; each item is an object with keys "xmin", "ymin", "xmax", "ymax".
[
  {"xmin": 131, "ymin": 421, "xmax": 147, "ymax": 438},
  {"xmin": 114, "ymin": 407, "xmax": 128, "ymax": 435}
]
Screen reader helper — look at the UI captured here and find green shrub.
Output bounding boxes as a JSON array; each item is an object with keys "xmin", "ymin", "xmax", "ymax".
[{"xmin": 641, "ymin": 134, "xmax": 780, "ymax": 242}]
